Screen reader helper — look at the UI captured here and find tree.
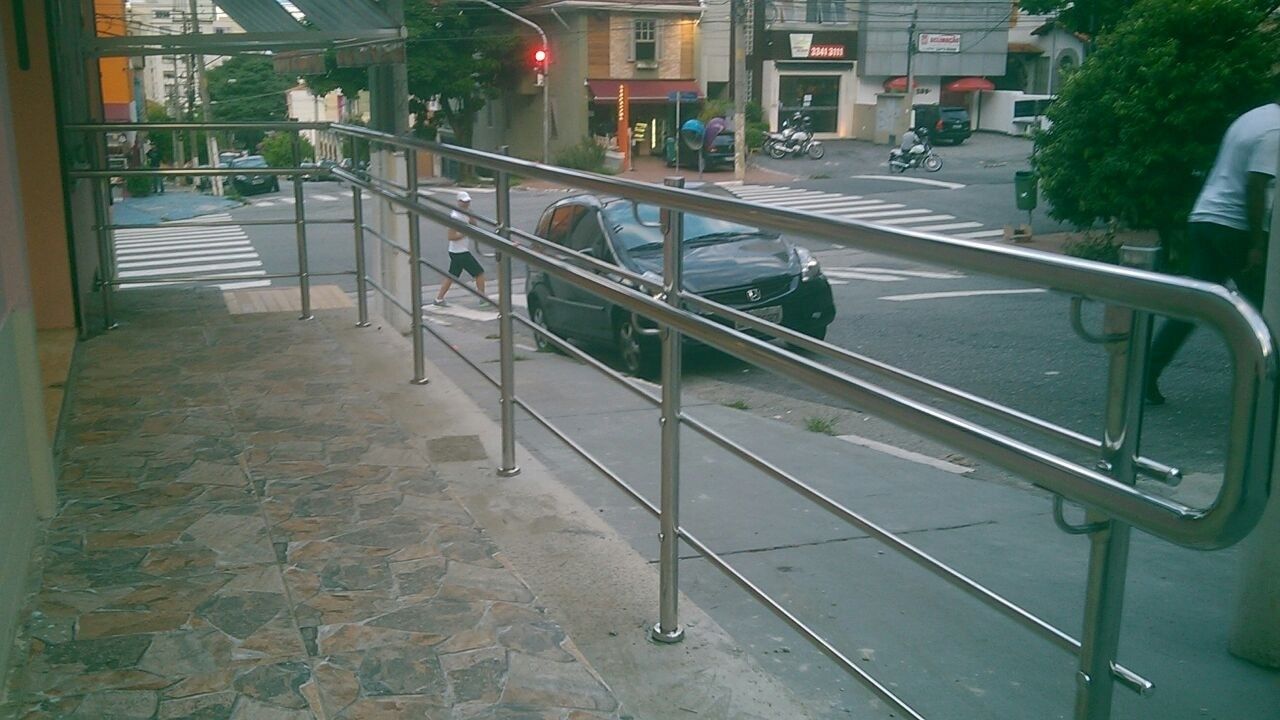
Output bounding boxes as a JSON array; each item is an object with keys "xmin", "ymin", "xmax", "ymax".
[
  {"xmin": 144, "ymin": 101, "xmax": 175, "ymax": 164},
  {"xmin": 402, "ymin": 1, "xmax": 521, "ymax": 150},
  {"xmin": 1031, "ymin": 0, "xmax": 1280, "ymax": 247},
  {"xmin": 1017, "ymin": 0, "xmax": 1136, "ymax": 37},
  {"xmin": 207, "ymin": 55, "xmax": 296, "ymax": 150},
  {"xmin": 259, "ymin": 132, "xmax": 315, "ymax": 168},
  {"xmin": 299, "ymin": 49, "xmax": 369, "ymax": 115}
]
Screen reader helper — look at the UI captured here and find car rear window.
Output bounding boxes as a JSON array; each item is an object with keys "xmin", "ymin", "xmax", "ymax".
[
  {"xmin": 234, "ymin": 157, "xmax": 268, "ymax": 168},
  {"xmin": 940, "ymin": 108, "xmax": 969, "ymax": 120}
]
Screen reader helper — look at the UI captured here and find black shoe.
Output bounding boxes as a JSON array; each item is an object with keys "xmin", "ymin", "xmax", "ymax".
[{"xmin": 1145, "ymin": 380, "xmax": 1166, "ymax": 406}]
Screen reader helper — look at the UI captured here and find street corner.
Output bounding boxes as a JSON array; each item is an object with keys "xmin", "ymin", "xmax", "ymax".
[{"xmin": 111, "ymin": 191, "xmax": 244, "ymax": 226}]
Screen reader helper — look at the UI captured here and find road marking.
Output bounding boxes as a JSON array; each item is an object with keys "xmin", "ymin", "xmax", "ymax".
[
  {"xmin": 118, "ymin": 260, "xmax": 265, "ymax": 278},
  {"xmin": 311, "ymin": 193, "xmax": 338, "ymax": 201},
  {"xmin": 423, "ymin": 303, "xmax": 498, "ymax": 322},
  {"xmin": 822, "ymin": 270, "xmax": 907, "ymax": 282},
  {"xmin": 956, "ymin": 229, "xmax": 1006, "ymax": 240},
  {"xmin": 851, "ymin": 175, "xmax": 966, "ymax": 190},
  {"xmin": 837, "ymin": 434, "xmax": 974, "ymax": 474},
  {"xmin": 775, "ymin": 199, "xmax": 879, "ymax": 212},
  {"xmin": 879, "ymin": 288, "xmax": 1046, "ymax": 302},
  {"xmin": 116, "ymin": 244, "xmax": 253, "ymax": 259},
  {"xmin": 908, "ymin": 221, "xmax": 984, "ymax": 232},
  {"xmin": 874, "ymin": 214, "xmax": 955, "ymax": 226},
  {"xmin": 851, "ymin": 267, "xmax": 965, "ymax": 280},
  {"xmin": 115, "ymin": 233, "xmax": 248, "ymax": 247},
  {"xmin": 842, "ymin": 208, "xmax": 930, "ymax": 220},
  {"xmin": 118, "ymin": 253, "xmax": 260, "ymax": 269},
  {"xmin": 113, "ymin": 213, "xmax": 267, "ymax": 290}
]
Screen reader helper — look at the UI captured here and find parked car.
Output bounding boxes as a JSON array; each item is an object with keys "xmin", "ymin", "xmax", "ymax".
[
  {"xmin": 913, "ymin": 105, "xmax": 972, "ymax": 145},
  {"xmin": 302, "ymin": 159, "xmax": 338, "ymax": 181},
  {"xmin": 665, "ymin": 133, "xmax": 735, "ymax": 170},
  {"xmin": 526, "ymin": 185, "xmax": 836, "ymax": 377},
  {"xmin": 228, "ymin": 155, "xmax": 279, "ymax": 195}
]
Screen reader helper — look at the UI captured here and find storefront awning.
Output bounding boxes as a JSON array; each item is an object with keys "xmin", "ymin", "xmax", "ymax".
[
  {"xmin": 944, "ymin": 77, "xmax": 996, "ymax": 93},
  {"xmin": 586, "ymin": 80, "xmax": 702, "ymax": 103},
  {"xmin": 883, "ymin": 76, "xmax": 915, "ymax": 92}
]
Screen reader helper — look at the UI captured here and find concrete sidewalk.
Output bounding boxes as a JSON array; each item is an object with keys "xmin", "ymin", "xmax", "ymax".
[
  {"xmin": 110, "ymin": 188, "xmax": 242, "ymax": 226},
  {"xmin": 1, "ymin": 288, "xmax": 814, "ymax": 719}
]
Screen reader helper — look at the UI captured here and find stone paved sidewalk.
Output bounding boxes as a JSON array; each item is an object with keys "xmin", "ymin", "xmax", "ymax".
[{"xmin": 2, "ymin": 289, "xmax": 620, "ymax": 720}]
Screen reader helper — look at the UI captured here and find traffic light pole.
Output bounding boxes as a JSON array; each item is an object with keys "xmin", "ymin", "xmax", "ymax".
[{"xmin": 474, "ymin": 0, "xmax": 549, "ymax": 164}]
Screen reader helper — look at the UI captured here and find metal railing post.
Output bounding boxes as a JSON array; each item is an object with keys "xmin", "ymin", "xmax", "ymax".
[
  {"xmin": 652, "ymin": 176, "xmax": 686, "ymax": 644},
  {"xmin": 291, "ymin": 131, "xmax": 312, "ymax": 320},
  {"xmin": 352, "ymin": 184, "xmax": 370, "ymax": 327},
  {"xmin": 1073, "ymin": 243, "xmax": 1159, "ymax": 720},
  {"xmin": 495, "ymin": 145, "xmax": 521, "ymax": 477},
  {"xmin": 405, "ymin": 149, "xmax": 429, "ymax": 385},
  {"xmin": 93, "ymin": 176, "xmax": 117, "ymax": 330}
]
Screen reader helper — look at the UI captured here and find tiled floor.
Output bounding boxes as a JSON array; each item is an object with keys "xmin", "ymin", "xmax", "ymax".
[{"xmin": 3, "ymin": 289, "xmax": 619, "ymax": 719}]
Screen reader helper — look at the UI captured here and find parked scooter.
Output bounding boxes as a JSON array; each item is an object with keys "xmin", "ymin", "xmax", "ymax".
[
  {"xmin": 888, "ymin": 128, "xmax": 943, "ymax": 173},
  {"xmin": 762, "ymin": 112, "xmax": 804, "ymax": 157},
  {"xmin": 767, "ymin": 114, "xmax": 825, "ymax": 160}
]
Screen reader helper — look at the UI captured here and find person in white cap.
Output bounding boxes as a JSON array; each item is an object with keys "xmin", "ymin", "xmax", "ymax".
[{"xmin": 433, "ymin": 191, "xmax": 487, "ymax": 305}]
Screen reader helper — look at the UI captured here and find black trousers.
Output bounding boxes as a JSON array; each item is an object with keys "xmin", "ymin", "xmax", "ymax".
[{"xmin": 1148, "ymin": 222, "xmax": 1265, "ymax": 381}]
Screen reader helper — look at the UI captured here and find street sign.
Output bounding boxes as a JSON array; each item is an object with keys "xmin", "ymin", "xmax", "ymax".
[
  {"xmin": 667, "ymin": 91, "xmax": 699, "ymax": 103},
  {"xmin": 918, "ymin": 33, "xmax": 961, "ymax": 53}
]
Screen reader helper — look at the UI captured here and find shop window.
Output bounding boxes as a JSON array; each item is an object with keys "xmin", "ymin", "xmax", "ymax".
[
  {"xmin": 768, "ymin": 0, "xmax": 848, "ymax": 24},
  {"xmin": 632, "ymin": 20, "xmax": 657, "ymax": 64},
  {"xmin": 778, "ymin": 75, "xmax": 840, "ymax": 133}
]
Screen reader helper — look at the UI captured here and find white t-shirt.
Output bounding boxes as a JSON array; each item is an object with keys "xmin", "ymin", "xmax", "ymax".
[
  {"xmin": 1189, "ymin": 103, "xmax": 1280, "ymax": 231},
  {"xmin": 448, "ymin": 208, "xmax": 472, "ymax": 254}
]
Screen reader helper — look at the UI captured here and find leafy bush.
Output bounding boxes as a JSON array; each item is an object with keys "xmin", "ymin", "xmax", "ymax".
[
  {"xmin": 1063, "ymin": 232, "xmax": 1120, "ymax": 264},
  {"xmin": 746, "ymin": 121, "xmax": 768, "ymax": 150},
  {"xmin": 699, "ymin": 98, "xmax": 731, "ymax": 123},
  {"xmin": 124, "ymin": 176, "xmax": 153, "ymax": 198},
  {"xmin": 554, "ymin": 138, "xmax": 609, "ymax": 173},
  {"xmin": 1032, "ymin": 0, "xmax": 1280, "ymax": 246},
  {"xmin": 259, "ymin": 132, "xmax": 315, "ymax": 168}
]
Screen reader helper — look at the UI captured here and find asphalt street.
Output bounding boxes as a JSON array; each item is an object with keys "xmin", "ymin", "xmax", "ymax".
[{"xmin": 112, "ymin": 142, "xmax": 1272, "ymax": 718}]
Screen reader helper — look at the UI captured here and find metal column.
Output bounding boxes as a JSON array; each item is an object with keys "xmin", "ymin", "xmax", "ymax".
[
  {"xmin": 405, "ymin": 150, "xmax": 429, "ymax": 385},
  {"xmin": 1073, "ymin": 244, "xmax": 1159, "ymax": 720},
  {"xmin": 651, "ymin": 176, "xmax": 686, "ymax": 644},
  {"xmin": 291, "ymin": 132, "xmax": 312, "ymax": 320},
  {"xmin": 92, "ymin": 177, "xmax": 117, "ymax": 330},
  {"xmin": 495, "ymin": 146, "xmax": 520, "ymax": 477},
  {"xmin": 352, "ymin": 185, "xmax": 370, "ymax": 328}
]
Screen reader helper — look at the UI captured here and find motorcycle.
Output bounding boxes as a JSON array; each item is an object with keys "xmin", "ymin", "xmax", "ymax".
[
  {"xmin": 767, "ymin": 115, "xmax": 825, "ymax": 159},
  {"xmin": 888, "ymin": 130, "xmax": 943, "ymax": 173},
  {"xmin": 761, "ymin": 112, "xmax": 804, "ymax": 157}
]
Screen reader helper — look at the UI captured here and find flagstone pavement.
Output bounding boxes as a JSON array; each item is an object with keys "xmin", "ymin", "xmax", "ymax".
[{"xmin": 1, "ymin": 289, "xmax": 621, "ymax": 720}]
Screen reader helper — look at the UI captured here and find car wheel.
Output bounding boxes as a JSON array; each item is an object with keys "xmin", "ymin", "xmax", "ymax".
[
  {"xmin": 530, "ymin": 301, "xmax": 560, "ymax": 354},
  {"xmin": 616, "ymin": 316, "xmax": 657, "ymax": 379}
]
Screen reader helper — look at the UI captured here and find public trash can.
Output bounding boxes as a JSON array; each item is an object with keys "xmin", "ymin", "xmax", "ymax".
[{"xmin": 1015, "ymin": 171, "xmax": 1038, "ymax": 211}]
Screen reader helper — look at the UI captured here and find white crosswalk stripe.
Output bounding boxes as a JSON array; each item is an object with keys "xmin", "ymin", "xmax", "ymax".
[
  {"xmin": 725, "ymin": 183, "xmax": 999, "ymax": 241},
  {"xmin": 112, "ymin": 213, "xmax": 270, "ymax": 290}
]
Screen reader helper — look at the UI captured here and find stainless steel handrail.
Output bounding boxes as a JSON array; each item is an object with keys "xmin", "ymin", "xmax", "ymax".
[{"xmin": 331, "ymin": 125, "xmax": 1276, "ymax": 552}]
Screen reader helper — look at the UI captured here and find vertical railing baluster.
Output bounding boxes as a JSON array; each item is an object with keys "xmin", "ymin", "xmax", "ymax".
[
  {"xmin": 495, "ymin": 145, "xmax": 520, "ymax": 477},
  {"xmin": 1073, "ymin": 244, "xmax": 1159, "ymax": 720},
  {"xmin": 405, "ymin": 148, "xmax": 428, "ymax": 385},
  {"xmin": 651, "ymin": 176, "xmax": 686, "ymax": 644},
  {"xmin": 351, "ymin": 183, "xmax": 370, "ymax": 328},
  {"xmin": 291, "ymin": 131, "xmax": 312, "ymax": 320}
]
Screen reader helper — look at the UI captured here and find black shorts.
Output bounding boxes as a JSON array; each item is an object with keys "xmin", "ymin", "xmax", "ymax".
[{"xmin": 448, "ymin": 251, "xmax": 484, "ymax": 279}]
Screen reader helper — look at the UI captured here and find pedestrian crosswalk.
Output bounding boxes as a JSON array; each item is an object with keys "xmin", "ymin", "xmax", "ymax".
[
  {"xmin": 724, "ymin": 184, "xmax": 1006, "ymax": 241},
  {"xmin": 113, "ymin": 213, "xmax": 269, "ymax": 290},
  {"xmin": 249, "ymin": 188, "xmax": 353, "ymax": 208}
]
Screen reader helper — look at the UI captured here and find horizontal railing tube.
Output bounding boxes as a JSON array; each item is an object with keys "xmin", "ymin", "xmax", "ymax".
[{"xmin": 333, "ymin": 162, "xmax": 1273, "ymax": 550}]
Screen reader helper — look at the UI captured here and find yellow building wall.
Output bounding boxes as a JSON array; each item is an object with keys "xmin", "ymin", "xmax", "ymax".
[
  {"xmin": 2, "ymin": 0, "xmax": 76, "ymax": 330},
  {"xmin": 96, "ymin": 0, "xmax": 132, "ymax": 110}
]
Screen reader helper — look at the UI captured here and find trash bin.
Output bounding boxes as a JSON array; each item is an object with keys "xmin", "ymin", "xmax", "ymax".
[
  {"xmin": 1015, "ymin": 171, "xmax": 1038, "ymax": 211},
  {"xmin": 664, "ymin": 136, "xmax": 677, "ymax": 166}
]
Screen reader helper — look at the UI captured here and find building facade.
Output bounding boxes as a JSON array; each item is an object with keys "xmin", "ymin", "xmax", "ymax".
[{"xmin": 126, "ymin": 0, "xmax": 241, "ymax": 115}]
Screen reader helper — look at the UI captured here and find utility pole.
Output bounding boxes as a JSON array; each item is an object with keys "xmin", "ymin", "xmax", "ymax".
[
  {"xmin": 903, "ymin": 8, "xmax": 918, "ymax": 135},
  {"xmin": 732, "ymin": 0, "xmax": 746, "ymax": 181},
  {"xmin": 190, "ymin": 0, "xmax": 222, "ymax": 194},
  {"xmin": 184, "ymin": 11, "xmax": 198, "ymax": 183}
]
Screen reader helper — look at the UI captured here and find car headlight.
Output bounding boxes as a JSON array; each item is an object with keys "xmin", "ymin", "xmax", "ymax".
[
  {"xmin": 795, "ymin": 246, "xmax": 821, "ymax": 282},
  {"xmin": 235, "ymin": 175, "xmax": 247, "ymax": 182}
]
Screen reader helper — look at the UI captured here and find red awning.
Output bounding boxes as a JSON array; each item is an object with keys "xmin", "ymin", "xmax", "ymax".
[
  {"xmin": 944, "ymin": 77, "xmax": 995, "ymax": 93},
  {"xmin": 586, "ymin": 79, "xmax": 702, "ymax": 103},
  {"xmin": 882, "ymin": 76, "xmax": 915, "ymax": 92},
  {"xmin": 103, "ymin": 103, "xmax": 133, "ymax": 122}
]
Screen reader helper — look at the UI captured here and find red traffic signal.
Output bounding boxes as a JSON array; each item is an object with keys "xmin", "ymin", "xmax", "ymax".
[{"xmin": 533, "ymin": 48, "xmax": 548, "ymax": 74}]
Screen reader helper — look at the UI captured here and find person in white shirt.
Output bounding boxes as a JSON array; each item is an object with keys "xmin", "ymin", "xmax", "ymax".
[
  {"xmin": 433, "ymin": 191, "xmax": 487, "ymax": 305},
  {"xmin": 1147, "ymin": 101, "xmax": 1280, "ymax": 404}
]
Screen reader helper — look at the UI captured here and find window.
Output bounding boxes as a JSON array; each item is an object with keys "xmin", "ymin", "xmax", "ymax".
[
  {"xmin": 632, "ymin": 19, "xmax": 657, "ymax": 63},
  {"xmin": 769, "ymin": 0, "xmax": 848, "ymax": 24},
  {"xmin": 546, "ymin": 205, "xmax": 587, "ymax": 246}
]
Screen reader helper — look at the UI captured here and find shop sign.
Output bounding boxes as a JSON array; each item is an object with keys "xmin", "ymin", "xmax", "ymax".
[
  {"xmin": 917, "ymin": 33, "xmax": 961, "ymax": 53},
  {"xmin": 788, "ymin": 33, "xmax": 846, "ymax": 60}
]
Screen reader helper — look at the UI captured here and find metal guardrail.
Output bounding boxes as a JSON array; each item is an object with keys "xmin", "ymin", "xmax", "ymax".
[{"xmin": 70, "ymin": 120, "xmax": 1277, "ymax": 720}]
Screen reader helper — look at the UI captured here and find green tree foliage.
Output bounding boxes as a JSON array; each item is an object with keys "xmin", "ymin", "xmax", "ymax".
[
  {"xmin": 1017, "ymin": 0, "xmax": 1135, "ymax": 36},
  {"xmin": 1031, "ymin": 0, "xmax": 1280, "ymax": 243},
  {"xmin": 403, "ymin": 1, "xmax": 520, "ymax": 149},
  {"xmin": 207, "ymin": 56, "xmax": 295, "ymax": 149},
  {"xmin": 300, "ymin": 49, "xmax": 369, "ymax": 106},
  {"xmin": 144, "ymin": 101, "xmax": 175, "ymax": 164},
  {"xmin": 259, "ymin": 132, "xmax": 315, "ymax": 168}
]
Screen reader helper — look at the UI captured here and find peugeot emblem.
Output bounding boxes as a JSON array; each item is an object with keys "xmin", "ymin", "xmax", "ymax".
[{"xmin": 746, "ymin": 288, "xmax": 762, "ymax": 301}]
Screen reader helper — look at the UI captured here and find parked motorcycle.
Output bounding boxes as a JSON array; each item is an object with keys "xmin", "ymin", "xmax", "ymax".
[
  {"xmin": 888, "ymin": 129, "xmax": 943, "ymax": 173},
  {"xmin": 761, "ymin": 112, "xmax": 805, "ymax": 157},
  {"xmin": 767, "ymin": 114, "xmax": 825, "ymax": 159}
]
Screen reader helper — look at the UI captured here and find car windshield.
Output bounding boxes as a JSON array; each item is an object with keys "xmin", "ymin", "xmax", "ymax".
[
  {"xmin": 603, "ymin": 200, "xmax": 769, "ymax": 251},
  {"xmin": 233, "ymin": 156, "xmax": 267, "ymax": 168}
]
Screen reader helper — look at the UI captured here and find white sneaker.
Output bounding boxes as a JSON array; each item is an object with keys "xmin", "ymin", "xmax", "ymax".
[{"xmin": 432, "ymin": 298, "xmax": 448, "ymax": 306}]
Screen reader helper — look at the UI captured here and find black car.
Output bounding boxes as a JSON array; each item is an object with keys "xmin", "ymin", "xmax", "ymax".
[
  {"xmin": 228, "ymin": 155, "xmax": 280, "ymax": 195},
  {"xmin": 526, "ymin": 185, "xmax": 836, "ymax": 377},
  {"xmin": 914, "ymin": 105, "xmax": 972, "ymax": 145}
]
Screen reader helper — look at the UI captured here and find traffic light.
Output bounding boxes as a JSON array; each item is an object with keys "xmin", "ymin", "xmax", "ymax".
[{"xmin": 533, "ymin": 48, "xmax": 548, "ymax": 75}]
